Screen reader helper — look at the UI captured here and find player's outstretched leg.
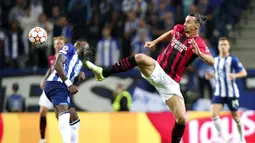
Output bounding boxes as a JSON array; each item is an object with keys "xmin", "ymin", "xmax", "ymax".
[
  {"xmin": 85, "ymin": 53, "xmax": 156, "ymax": 81},
  {"xmin": 166, "ymin": 96, "xmax": 187, "ymax": 143},
  {"xmin": 39, "ymin": 106, "xmax": 48, "ymax": 143},
  {"xmin": 69, "ymin": 107, "xmax": 80, "ymax": 143},
  {"xmin": 231, "ymin": 111, "xmax": 246, "ymax": 143},
  {"xmin": 56, "ymin": 105, "xmax": 71, "ymax": 143},
  {"xmin": 211, "ymin": 104, "xmax": 228, "ymax": 142}
]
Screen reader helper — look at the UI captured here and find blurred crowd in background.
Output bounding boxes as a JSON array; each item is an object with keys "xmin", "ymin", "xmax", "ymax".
[{"xmin": 0, "ymin": 0, "xmax": 251, "ymax": 111}]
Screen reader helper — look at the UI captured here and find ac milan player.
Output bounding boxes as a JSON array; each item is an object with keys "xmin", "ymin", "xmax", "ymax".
[
  {"xmin": 86, "ymin": 13, "xmax": 215, "ymax": 143},
  {"xmin": 38, "ymin": 36, "xmax": 85, "ymax": 143}
]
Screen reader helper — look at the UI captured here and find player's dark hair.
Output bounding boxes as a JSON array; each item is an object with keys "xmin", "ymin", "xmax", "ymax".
[
  {"xmin": 189, "ymin": 13, "xmax": 208, "ymax": 25},
  {"xmin": 219, "ymin": 37, "xmax": 229, "ymax": 41},
  {"xmin": 12, "ymin": 83, "xmax": 19, "ymax": 92}
]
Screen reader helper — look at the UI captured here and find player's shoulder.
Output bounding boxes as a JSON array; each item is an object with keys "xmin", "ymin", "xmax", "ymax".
[
  {"xmin": 48, "ymin": 54, "xmax": 55, "ymax": 59},
  {"xmin": 173, "ymin": 24, "xmax": 184, "ymax": 32},
  {"xmin": 62, "ymin": 43, "xmax": 74, "ymax": 50},
  {"xmin": 230, "ymin": 55, "xmax": 240, "ymax": 62}
]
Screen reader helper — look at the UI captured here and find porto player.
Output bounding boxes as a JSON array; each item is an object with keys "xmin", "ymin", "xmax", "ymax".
[
  {"xmin": 39, "ymin": 36, "xmax": 85, "ymax": 143},
  {"xmin": 86, "ymin": 13, "xmax": 214, "ymax": 143},
  {"xmin": 38, "ymin": 36, "xmax": 65, "ymax": 143},
  {"xmin": 44, "ymin": 40, "xmax": 89, "ymax": 143},
  {"xmin": 206, "ymin": 37, "xmax": 247, "ymax": 143}
]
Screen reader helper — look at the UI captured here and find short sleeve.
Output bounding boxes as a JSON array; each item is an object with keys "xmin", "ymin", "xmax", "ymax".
[
  {"xmin": 232, "ymin": 57, "xmax": 244, "ymax": 73},
  {"xmin": 173, "ymin": 24, "xmax": 184, "ymax": 34},
  {"xmin": 196, "ymin": 39, "xmax": 211, "ymax": 56},
  {"xmin": 59, "ymin": 44, "xmax": 73, "ymax": 57}
]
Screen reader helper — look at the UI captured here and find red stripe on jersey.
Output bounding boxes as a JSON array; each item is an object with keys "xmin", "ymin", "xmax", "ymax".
[
  {"xmin": 169, "ymin": 38, "xmax": 190, "ymax": 76},
  {"xmin": 125, "ymin": 58, "xmax": 131, "ymax": 68},
  {"xmin": 173, "ymin": 51, "xmax": 198, "ymax": 82},
  {"xmin": 160, "ymin": 33, "xmax": 183, "ymax": 70}
]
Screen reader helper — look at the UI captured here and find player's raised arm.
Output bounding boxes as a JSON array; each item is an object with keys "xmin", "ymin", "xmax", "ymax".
[
  {"xmin": 144, "ymin": 30, "xmax": 173, "ymax": 48},
  {"xmin": 191, "ymin": 39, "xmax": 215, "ymax": 66},
  {"xmin": 54, "ymin": 54, "xmax": 68, "ymax": 82},
  {"xmin": 40, "ymin": 69, "xmax": 51, "ymax": 89}
]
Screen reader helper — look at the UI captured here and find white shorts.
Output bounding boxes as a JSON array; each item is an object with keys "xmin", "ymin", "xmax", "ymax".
[
  {"xmin": 141, "ymin": 61, "xmax": 183, "ymax": 101},
  {"xmin": 39, "ymin": 91, "xmax": 53, "ymax": 109}
]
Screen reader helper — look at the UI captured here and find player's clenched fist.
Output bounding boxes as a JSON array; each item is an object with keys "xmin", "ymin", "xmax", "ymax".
[
  {"xmin": 144, "ymin": 41, "xmax": 156, "ymax": 48},
  {"xmin": 68, "ymin": 85, "xmax": 78, "ymax": 94}
]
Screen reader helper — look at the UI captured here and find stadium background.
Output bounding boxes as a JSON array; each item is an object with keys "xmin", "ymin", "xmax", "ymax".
[{"xmin": 0, "ymin": 0, "xmax": 255, "ymax": 142}]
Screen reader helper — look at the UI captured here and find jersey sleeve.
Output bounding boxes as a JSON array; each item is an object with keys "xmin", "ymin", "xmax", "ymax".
[
  {"xmin": 172, "ymin": 24, "xmax": 184, "ymax": 35},
  {"xmin": 232, "ymin": 56, "xmax": 244, "ymax": 73},
  {"xmin": 59, "ymin": 44, "xmax": 73, "ymax": 57},
  {"xmin": 196, "ymin": 39, "xmax": 211, "ymax": 56}
]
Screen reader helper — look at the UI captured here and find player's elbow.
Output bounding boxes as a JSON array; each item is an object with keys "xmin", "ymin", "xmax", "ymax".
[
  {"xmin": 206, "ymin": 58, "xmax": 214, "ymax": 66},
  {"xmin": 54, "ymin": 62, "xmax": 61, "ymax": 71},
  {"xmin": 242, "ymin": 69, "xmax": 248, "ymax": 77}
]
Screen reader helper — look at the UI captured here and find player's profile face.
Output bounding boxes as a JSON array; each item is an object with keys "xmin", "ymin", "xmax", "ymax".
[
  {"xmin": 54, "ymin": 39, "xmax": 65, "ymax": 52},
  {"xmin": 218, "ymin": 40, "xmax": 230, "ymax": 53},
  {"xmin": 184, "ymin": 16, "xmax": 197, "ymax": 32}
]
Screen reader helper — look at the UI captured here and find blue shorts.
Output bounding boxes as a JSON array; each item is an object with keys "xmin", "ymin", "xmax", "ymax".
[
  {"xmin": 211, "ymin": 96, "xmax": 239, "ymax": 111},
  {"xmin": 44, "ymin": 81, "xmax": 74, "ymax": 108}
]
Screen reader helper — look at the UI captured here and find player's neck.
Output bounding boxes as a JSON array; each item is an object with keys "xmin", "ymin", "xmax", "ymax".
[
  {"xmin": 220, "ymin": 53, "xmax": 230, "ymax": 58},
  {"xmin": 186, "ymin": 31, "xmax": 199, "ymax": 38}
]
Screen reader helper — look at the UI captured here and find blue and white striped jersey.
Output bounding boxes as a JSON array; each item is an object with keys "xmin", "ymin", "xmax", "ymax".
[
  {"xmin": 214, "ymin": 55, "xmax": 244, "ymax": 98},
  {"xmin": 47, "ymin": 44, "xmax": 83, "ymax": 83}
]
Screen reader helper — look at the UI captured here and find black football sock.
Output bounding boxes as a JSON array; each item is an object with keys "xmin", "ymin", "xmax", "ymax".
[
  {"xmin": 40, "ymin": 116, "xmax": 47, "ymax": 139},
  {"xmin": 102, "ymin": 56, "xmax": 137, "ymax": 77},
  {"xmin": 171, "ymin": 122, "xmax": 186, "ymax": 143}
]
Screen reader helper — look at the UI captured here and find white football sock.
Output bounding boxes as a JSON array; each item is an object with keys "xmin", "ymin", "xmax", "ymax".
[
  {"xmin": 59, "ymin": 112, "xmax": 71, "ymax": 143},
  {"xmin": 70, "ymin": 119, "xmax": 80, "ymax": 143},
  {"xmin": 236, "ymin": 120, "xmax": 245, "ymax": 141},
  {"xmin": 212, "ymin": 116, "xmax": 227, "ymax": 141}
]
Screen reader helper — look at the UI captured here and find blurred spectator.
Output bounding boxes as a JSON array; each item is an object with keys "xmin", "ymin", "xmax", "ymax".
[
  {"xmin": 6, "ymin": 21, "xmax": 25, "ymax": 68},
  {"xmin": 122, "ymin": 0, "xmax": 147, "ymax": 18},
  {"xmin": 89, "ymin": 12, "xmax": 101, "ymax": 45},
  {"xmin": 99, "ymin": 0, "xmax": 114, "ymax": 26},
  {"xmin": 68, "ymin": 0, "xmax": 92, "ymax": 41},
  {"xmin": 131, "ymin": 29, "xmax": 150, "ymax": 55},
  {"xmin": 59, "ymin": 17, "xmax": 73, "ymax": 43},
  {"xmin": 30, "ymin": 0, "xmax": 43, "ymax": 18},
  {"xmin": 112, "ymin": 83, "xmax": 132, "ymax": 112},
  {"xmin": 8, "ymin": 0, "xmax": 25, "ymax": 24},
  {"xmin": 0, "ymin": 30, "xmax": 7, "ymax": 68},
  {"xmin": 51, "ymin": 6, "xmax": 62, "ymax": 24},
  {"xmin": 95, "ymin": 24, "xmax": 120, "ymax": 67},
  {"xmin": 5, "ymin": 83, "xmax": 26, "ymax": 112},
  {"xmin": 20, "ymin": 6, "xmax": 37, "ymax": 57},
  {"xmin": 131, "ymin": 19, "xmax": 151, "ymax": 55},
  {"xmin": 124, "ymin": 10, "xmax": 139, "ymax": 57},
  {"xmin": 182, "ymin": 0, "xmax": 195, "ymax": 17}
]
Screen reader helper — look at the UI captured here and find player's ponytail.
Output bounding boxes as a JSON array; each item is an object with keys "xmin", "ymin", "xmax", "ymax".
[{"xmin": 189, "ymin": 13, "xmax": 208, "ymax": 25}]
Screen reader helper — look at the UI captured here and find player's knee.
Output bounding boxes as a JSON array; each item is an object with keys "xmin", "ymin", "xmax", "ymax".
[
  {"xmin": 135, "ymin": 53, "xmax": 147, "ymax": 64},
  {"xmin": 40, "ymin": 107, "xmax": 48, "ymax": 116},
  {"xmin": 176, "ymin": 115, "xmax": 187, "ymax": 124},
  {"xmin": 231, "ymin": 112, "xmax": 239, "ymax": 121},
  {"xmin": 211, "ymin": 111, "xmax": 219, "ymax": 118}
]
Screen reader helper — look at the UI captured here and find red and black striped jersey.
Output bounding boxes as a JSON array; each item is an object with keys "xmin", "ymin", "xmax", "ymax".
[
  {"xmin": 157, "ymin": 24, "xmax": 211, "ymax": 83},
  {"xmin": 48, "ymin": 55, "xmax": 56, "ymax": 72}
]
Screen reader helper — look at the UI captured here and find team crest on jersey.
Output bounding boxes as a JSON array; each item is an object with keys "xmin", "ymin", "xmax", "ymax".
[
  {"xmin": 171, "ymin": 37, "xmax": 188, "ymax": 52},
  {"xmin": 62, "ymin": 45, "xmax": 68, "ymax": 51}
]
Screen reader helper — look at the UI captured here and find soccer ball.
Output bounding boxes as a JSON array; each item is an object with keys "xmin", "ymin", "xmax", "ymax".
[{"xmin": 28, "ymin": 27, "xmax": 47, "ymax": 45}]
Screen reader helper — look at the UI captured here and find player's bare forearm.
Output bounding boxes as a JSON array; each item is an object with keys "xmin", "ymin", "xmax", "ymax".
[
  {"xmin": 235, "ymin": 69, "xmax": 247, "ymax": 78},
  {"xmin": 199, "ymin": 53, "xmax": 214, "ymax": 66},
  {"xmin": 153, "ymin": 30, "xmax": 173, "ymax": 44},
  {"xmin": 42, "ymin": 69, "xmax": 51, "ymax": 82},
  {"xmin": 54, "ymin": 54, "xmax": 68, "ymax": 82}
]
